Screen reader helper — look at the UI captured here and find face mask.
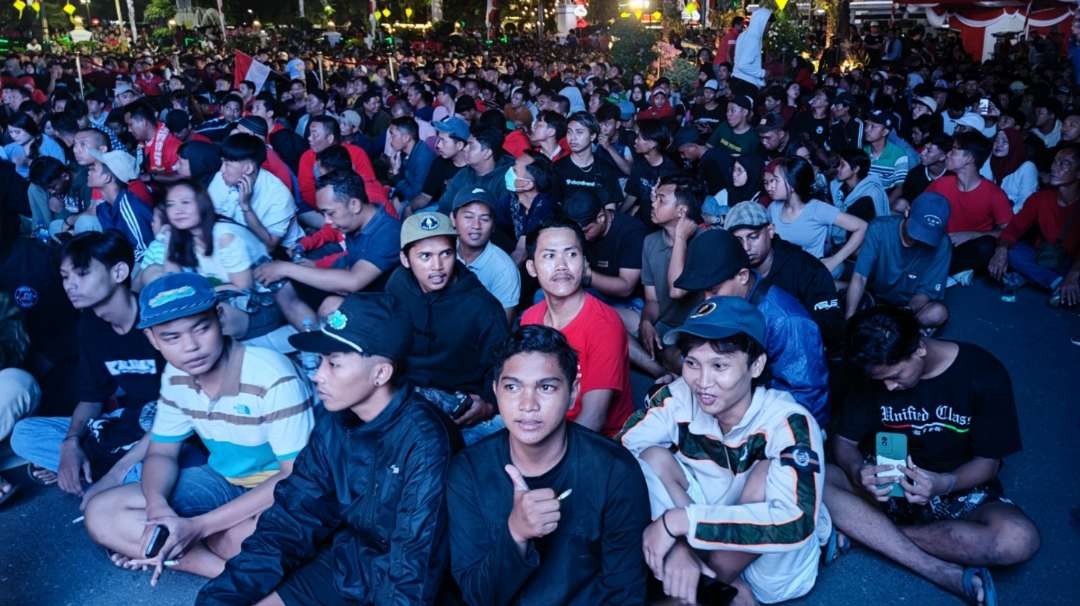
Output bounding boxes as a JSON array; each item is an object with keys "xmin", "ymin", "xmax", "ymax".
[{"xmin": 504, "ymin": 166, "xmax": 520, "ymax": 192}]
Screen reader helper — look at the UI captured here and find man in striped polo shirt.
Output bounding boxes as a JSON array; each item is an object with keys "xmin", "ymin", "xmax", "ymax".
[{"xmin": 84, "ymin": 272, "xmax": 314, "ymax": 587}]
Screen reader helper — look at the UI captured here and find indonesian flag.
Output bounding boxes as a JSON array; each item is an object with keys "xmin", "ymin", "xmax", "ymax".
[{"xmin": 234, "ymin": 51, "xmax": 271, "ymax": 93}]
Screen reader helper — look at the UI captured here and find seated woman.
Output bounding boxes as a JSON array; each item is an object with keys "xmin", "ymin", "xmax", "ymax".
[
  {"xmin": 158, "ymin": 179, "xmax": 304, "ymax": 340},
  {"xmin": 985, "ymin": 128, "xmax": 1038, "ymax": 214},
  {"xmin": 766, "ymin": 156, "xmax": 867, "ymax": 276}
]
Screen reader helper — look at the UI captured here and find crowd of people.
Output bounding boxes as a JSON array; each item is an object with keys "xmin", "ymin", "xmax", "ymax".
[{"xmin": 3, "ymin": 3, "xmax": 1078, "ymax": 604}]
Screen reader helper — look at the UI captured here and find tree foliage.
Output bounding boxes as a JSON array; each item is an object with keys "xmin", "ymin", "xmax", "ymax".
[{"xmin": 609, "ymin": 17, "xmax": 659, "ymax": 79}]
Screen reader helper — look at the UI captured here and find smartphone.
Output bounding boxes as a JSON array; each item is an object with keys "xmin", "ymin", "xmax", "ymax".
[
  {"xmin": 978, "ymin": 98, "xmax": 991, "ymax": 115},
  {"xmin": 875, "ymin": 432, "xmax": 908, "ymax": 498},
  {"xmin": 449, "ymin": 392, "xmax": 472, "ymax": 418},
  {"xmin": 144, "ymin": 524, "xmax": 170, "ymax": 559}
]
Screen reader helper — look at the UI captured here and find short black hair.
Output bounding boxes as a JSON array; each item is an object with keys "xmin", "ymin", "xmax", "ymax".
[
  {"xmin": 220, "ymin": 133, "xmax": 267, "ymax": 165},
  {"xmin": 316, "ymin": 169, "xmax": 368, "ymax": 205},
  {"xmin": 60, "ymin": 231, "xmax": 134, "ymax": 287},
  {"xmin": 846, "ymin": 306, "xmax": 922, "ymax": 373},
  {"xmin": 469, "ymin": 128, "xmax": 504, "ymax": 161},
  {"xmin": 309, "ymin": 114, "xmax": 341, "ymax": 141},
  {"xmin": 658, "ymin": 174, "xmax": 704, "ymax": 222},
  {"xmin": 536, "ymin": 110, "xmax": 568, "ymax": 140},
  {"xmin": 837, "ymin": 148, "xmax": 870, "ymax": 179},
  {"xmin": 307, "ymin": 88, "xmax": 329, "ymax": 106},
  {"xmin": 389, "ymin": 116, "xmax": 419, "ymax": 141},
  {"xmin": 28, "ymin": 156, "xmax": 69, "ymax": 188},
  {"xmin": 316, "ymin": 144, "xmax": 354, "ymax": 173},
  {"xmin": 253, "ymin": 92, "xmax": 278, "ymax": 115},
  {"xmin": 125, "ymin": 101, "xmax": 158, "ymax": 124},
  {"xmin": 953, "ymin": 131, "xmax": 992, "ymax": 168},
  {"xmin": 222, "ymin": 93, "xmax": 244, "ymax": 110},
  {"xmin": 596, "ymin": 102, "xmax": 621, "ymax": 123},
  {"xmin": 494, "ymin": 324, "xmax": 580, "ymax": 386},
  {"xmin": 636, "ymin": 119, "xmax": 670, "ymax": 149},
  {"xmin": 525, "ymin": 216, "xmax": 586, "ymax": 260},
  {"xmin": 567, "ymin": 110, "xmax": 599, "ymax": 136}
]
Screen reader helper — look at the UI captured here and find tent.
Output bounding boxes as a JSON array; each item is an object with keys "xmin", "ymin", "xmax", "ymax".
[{"xmin": 899, "ymin": 1, "xmax": 1075, "ymax": 62}]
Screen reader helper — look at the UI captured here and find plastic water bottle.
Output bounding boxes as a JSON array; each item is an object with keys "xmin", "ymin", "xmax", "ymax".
[
  {"xmin": 299, "ymin": 319, "xmax": 321, "ymax": 377},
  {"xmin": 1000, "ymin": 272, "xmax": 1023, "ymax": 303},
  {"xmin": 33, "ymin": 223, "xmax": 51, "ymax": 245}
]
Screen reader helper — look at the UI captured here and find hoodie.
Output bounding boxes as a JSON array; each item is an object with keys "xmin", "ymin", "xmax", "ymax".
[
  {"xmin": 386, "ymin": 262, "xmax": 509, "ymax": 400},
  {"xmin": 830, "ymin": 173, "xmax": 890, "ymax": 247}
]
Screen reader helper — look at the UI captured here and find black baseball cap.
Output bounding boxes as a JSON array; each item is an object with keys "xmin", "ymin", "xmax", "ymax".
[
  {"xmin": 866, "ymin": 108, "xmax": 896, "ymax": 130},
  {"xmin": 561, "ymin": 189, "xmax": 604, "ymax": 227},
  {"xmin": 673, "ymin": 228, "xmax": 750, "ymax": 291},
  {"xmin": 288, "ymin": 293, "xmax": 411, "ymax": 361},
  {"xmin": 756, "ymin": 112, "xmax": 786, "ymax": 134},
  {"xmin": 662, "ymin": 296, "xmax": 766, "ymax": 348}
]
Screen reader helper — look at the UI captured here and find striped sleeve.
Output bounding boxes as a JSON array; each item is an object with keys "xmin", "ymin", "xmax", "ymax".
[
  {"xmin": 259, "ymin": 373, "xmax": 315, "ymax": 462},
  {"xmin": 618, "ymin": 383, "xmax": 682, "ymax": 456},
  {"xmin": 684, "ymin": 413, "xmax": 823, "ymax": 554},
  {"xmin": 151, "ymin": 374, "xmax": 195, "ymax": 443}
]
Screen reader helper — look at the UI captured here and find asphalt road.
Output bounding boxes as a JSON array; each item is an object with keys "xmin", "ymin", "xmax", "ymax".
[{"xmin": 1, "ymin": 280, "xmax": 1078, "ymax": 606}]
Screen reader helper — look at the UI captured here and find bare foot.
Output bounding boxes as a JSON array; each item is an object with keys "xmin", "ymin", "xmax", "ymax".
[
  {"xmin": 0, "ymin": 476, "xmax": 18, "ymax": 506},
  {"xmin": 109, "ymin": 551, "xmax": 151, "ymax": 572},
  {"xmin": 946, "ymin": 566, "xmax": 985, "ymax": 605}
]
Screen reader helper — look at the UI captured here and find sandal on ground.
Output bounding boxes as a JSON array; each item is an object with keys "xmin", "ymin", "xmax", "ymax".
[
  {"xmin": 25, "ymin": 463, "xmax": 57, "ymax": 486},
  {"xmin": 822, "ymin": 526, "xmax": 850, "ymax": 566},
  {"xmin": 0, "ymin": 476, "xmax": 19, "ymax": 507},
  {"xmin": 962, "ymin": 567, "xmax": 997, "ymax": 606}
]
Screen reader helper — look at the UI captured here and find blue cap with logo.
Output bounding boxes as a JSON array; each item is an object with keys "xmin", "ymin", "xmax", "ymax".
[
  {"xmin": 906, "ymin": 191, "xmax": 951, "ymax": 246},
  {"xmin": 662, "ymin": 296, "xmax": 766, "ymax": 349},
  {"xmin": 452, "ymin": 187, "xmax": 496, "ymax": 212},
  {"xmin": 137, "ymin": 273, "xmax": 218, "ymax": 329},
  {"xmin": 433, "ymin": 116, "xmax": 471, "ymax": 142}
]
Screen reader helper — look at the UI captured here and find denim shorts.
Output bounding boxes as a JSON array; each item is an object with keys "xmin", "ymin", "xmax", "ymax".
[{"xmin": 168, "ymin": 464, "xmax": 248, "ymax": 518}]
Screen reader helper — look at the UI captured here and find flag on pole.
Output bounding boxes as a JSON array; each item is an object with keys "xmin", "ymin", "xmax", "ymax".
[{"xmin": 234, "ymin": 51, "xmax": 271, "ymax": 92}]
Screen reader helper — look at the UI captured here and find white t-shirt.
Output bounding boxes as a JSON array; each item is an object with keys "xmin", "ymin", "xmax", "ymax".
[
  {"xmin": 208, "ymin": 169, "xmax": 302, "ymax": 251},
  {"xmin": 769, "ymin": 200, "xmax": 841, "ymax": 259},
  {"xmin": 166, "ymin": 221, "xmax": 269, "ymax": 291}
]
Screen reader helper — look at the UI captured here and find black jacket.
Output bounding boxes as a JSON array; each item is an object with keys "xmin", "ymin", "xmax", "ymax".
[
  {"xmin": 759, "ymin": 237, "xmax": 844, "ymax": 355},
  {"xmin": 447, "ymin": 423, "xmax": 650, "ymax": 606},
  {"xmin": 386, "ymin": 263, "xmax": 509, "ymax": 400},
  {"xmin": 196, "ymin": 387, "xmax": 457, "ymax": 606}
]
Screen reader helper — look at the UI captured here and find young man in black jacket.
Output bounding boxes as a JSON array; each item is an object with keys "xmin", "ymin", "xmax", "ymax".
[
  {"xmin": 386, "ymin": 211, "xmax": 510, "ymax": 443},
  {"xmin": 447, "ymin": 325, "xmax": 650, "ymax": 605},
  {"xmin": 197, "ymin": 293, "xmax": 457, "ymax": 606}
]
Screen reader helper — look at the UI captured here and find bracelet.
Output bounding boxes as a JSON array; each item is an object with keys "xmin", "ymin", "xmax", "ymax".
[{"xmin": 660, "ymin": 510, "xmax": 677, "ymax": 539}]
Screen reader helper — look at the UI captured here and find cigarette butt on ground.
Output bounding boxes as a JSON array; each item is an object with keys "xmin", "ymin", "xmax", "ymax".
[
  {"xmin": 164, "ymin": 560, "xmax": 180, "ymax": 567},
  {"xmin": 557, "ymin": 489, "xmax": 572, "ymax": 501},
  {"xmin": 71, "ymin": 515, "xmax": 85, "ymax": 525}
]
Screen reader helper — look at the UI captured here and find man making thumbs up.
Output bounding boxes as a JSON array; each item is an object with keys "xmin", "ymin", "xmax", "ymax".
[{"xmin": 447, "ymin": 325, "xmax": 650, "ymax": 605}]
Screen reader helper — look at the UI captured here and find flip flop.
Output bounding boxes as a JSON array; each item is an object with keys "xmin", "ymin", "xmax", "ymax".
[
  {"xmin": 0, "ymin": 477, "xmax": 19, "ymax": 507},
  {"xmin": 962, "ymin": 567, "xmax": 997, "ymax": 606},
  {"xmin": 25, "ymin": 463, "xmax": 57, "ymax": 486},
  {"xmin": 822, "ymin": 526, "xmax": 850, "ymax": 566}
]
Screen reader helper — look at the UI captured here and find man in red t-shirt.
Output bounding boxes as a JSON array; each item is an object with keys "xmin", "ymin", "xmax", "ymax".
[
  {"xmin": 926, "ymin": 132, "xmax": 1013, "ymax": 276},
  {"xmin": 127, "ymin": 103, "xmax": 181, "ymax": 177},
  {"xmin": 519, "ymin": 219, "xmax": 634, "ymax": 438},
  {"xmin": 990, "ymin": 145, "xmax": 1080, "ymax": 306},
  {"xmin": 298, "ymin": 115, "xmax": 392, "ymax": 217},
  {"xmin": 714, "ymin": 17, "xmax": 745, "ymax": 66}
]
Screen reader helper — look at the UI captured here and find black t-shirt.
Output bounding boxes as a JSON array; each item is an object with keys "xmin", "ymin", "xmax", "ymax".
[
  {"xmin": 627, "ymin": 155, "xmax": 680, "ymax": 224},
  {"xmin": 422, "ymin": 157, "xmax": 464, "ymax": 201},
  {"xmin": 697, "ymin": 147, "xmax": 733, "ymax": 195},
  {"xmin": 76, "ymin": 310, "xmax": 164, "ymax": 408},
  {"xmin": 835, "ymin": 343, "xmax": 1022, "ymax": 473},
  {"xmin": 556, "ymin": 154, "xmax": 625, "ymax": 208},
  {"xmin": 789, "ymin": 112, "xmax": 831, "ymax": 150},
  {"xmin": 901, "ymin": 166, "xmax": 943, "ymax": 203},
  {"xmin": 587, "ymin": 212, "xmax": 648, "ymax": 277},
  {"xmin": 760, "ymin": 238, "xmax": 843, "ymax": 354},
  {"xmin": 0, "ymin": 237, "xmax": 78, "ymax": 370},
  {"xmin": 690, "ymin": 101, "xmax": 726, "ymax": 134}
]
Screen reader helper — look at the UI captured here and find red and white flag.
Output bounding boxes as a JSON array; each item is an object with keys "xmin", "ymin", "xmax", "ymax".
[{"xmin": 234, "ymin": 51, "xmax": 271, "ymax": 93}]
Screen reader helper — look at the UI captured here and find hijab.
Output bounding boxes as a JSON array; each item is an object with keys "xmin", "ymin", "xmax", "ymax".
[{"xmin": 990, "ymin": 127, "xmax": 1026, "ymax": 184}]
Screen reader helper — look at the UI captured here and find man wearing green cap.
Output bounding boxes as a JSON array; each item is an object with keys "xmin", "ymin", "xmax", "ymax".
[
  {"xmin": 84, "ymin": 272, "xmax": 314, "ymax": 587},
  {"xmin": 386, "ymin": 211, "xmax": 510, "ymax": 439},
  {"xmin": 620, "ymin": 296, "xmax": 829, "ymax": 606},
  {"xmin": 198, "ymin": 293, "xmax": 458, "ymax": 606}
]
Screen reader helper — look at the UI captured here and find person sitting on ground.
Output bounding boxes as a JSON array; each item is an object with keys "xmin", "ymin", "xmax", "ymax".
[
  {"xmin": 708, "ymin": 94, "xmax": 762, "ymax": 158},
  {"xmin": 845, "ymin": 192, "xmax": 953, "ymax": 329},
  {"xmin": 196, "ymin": 293, "xmax": 456, "ymax": 606},
  {"xmin": 621, "ymin": 296, "xmax": 829, "ymax": 606},
  {"xmin": 557, "ymin": 110, "xmax": 625, "ymax": 209},
  {"xmin": 127, "ymin": 102, "xmax": 182, "ymax": 177},
  {"xmin": 436, "ymin": 128, "xmax": 514, "ymax": 216},
  {"xmin": 623, "ymin": 120, "xmax": 681, "ymax": 221},
  {"xmin": 673, "ymin": 227, "xmax": 830, "ymax": 425},
  {"xmin": 926, "ymin": 131, "xmax": 1013, "ymax": 280},
  {"xmin": 987, "ymin": 128, "xmax": 1038, "ymax": 214},
  {"xmin": 724, "ymin": 201, "xmax": 844, "ymax": 357},
  {"xmin": 254, "ymin": 170, "xmax": 401, "ymax": 313},
  {"xmin": 520, "ymin": 218, "xmax": 635, "ymax": 437},
  {"xmin": 207, "ymin": 133, "xmax": 303, "ymax": 254},
  {"xmin": 674, "ymin": 126, "xmax": 733, "ymax": 199},
  {"xmin": 496, "ymin": 150, "xmax": 558, "ymax": 265},
  {"xmin": 765, "ymin": 156, "xmax": 868, "ymax": 276},
  {"xmin": 86, "ymin": 149, "xmax": 154, "ymax": 264},
  {"xmin": 386, "ymin": 115, "xmax": 435, "ymax": 215},
  {"xmin": 298, "ymin": 114, "xmax": 390, "ymax": 217},
  {"xmin": 863, "ymin": 109, "xmax": 909, "ymax": 198},
  {"xmin": 452, "ymin": 187, "xmax": 521, "ymax": 319},
  {"xmin": 898, "ymin": 133, "xmax": 952, "ymax": 214},
  {"xmin": 83, "ymin": 272, "xmax": 315, "ymax": 586},
  {"xmin": 385, "ymin": 211, "xmax": 510, "ymax": 442},
  {"xmin": 830, "ymin": 147, "xmax": 891, "ymax": 225},
  {"xmin": 989, "ymin": 144, "xmax": 1080, "ymax": 307},
  {"xmin": 447, "ymin": 325, "xmax": 649, "ymax": 604},
  {"xmin": 824, "ymin": 305, "xmax": 1040, "ymax": 606},
  {"xmin": 11, "ymin": 232, "xmax": 164, "ymax": 503}
]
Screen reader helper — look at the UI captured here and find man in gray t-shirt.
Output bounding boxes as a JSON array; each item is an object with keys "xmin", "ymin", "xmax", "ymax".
[{"xmin": 845, "ymin": 192, "xmax": 952, "ymax": 328}]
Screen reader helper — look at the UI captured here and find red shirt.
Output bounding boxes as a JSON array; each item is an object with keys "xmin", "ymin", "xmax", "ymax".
[
  {"xmin": 262, "ymin": 146, "xmax": 295, "ymax": 195},
  {"xmin": 298, "ymin": 142, "xmax": 394, "ymax": 217},
  {"xmin": 999, "ymin": 189, "xmax": 1080, "ymax": 257},
  {"xmin": 926, "ymin": 175, "xmax": 1013, "ymax": 234},
  {"xmin": 520, "ymin": 294, "xmax": 634, "ymax": 438},
  {"xmin": 143, "ymin": 123, "xmax": 182, "ymax": 175}
]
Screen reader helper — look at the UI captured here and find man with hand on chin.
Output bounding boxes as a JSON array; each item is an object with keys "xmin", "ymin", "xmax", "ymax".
[
  {"xmin": 447, "ymin": 325, "xmax": 650, "ymax": 605},
  {"xmin": 198, "ymin": 293, "xmax": 457, "ymax": 605},
  {"xmin": 620, "ymin": 297, "xmax": 829, "ymax": 606},
  {"xmin": 83, "ymin": 272, "xmax": 314, "ymax": 587}
]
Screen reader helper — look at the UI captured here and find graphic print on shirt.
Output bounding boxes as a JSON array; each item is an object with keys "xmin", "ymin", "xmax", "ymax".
[{"xmin": 879, "ymin": 404, "xmax": 972, "ymax": 435}]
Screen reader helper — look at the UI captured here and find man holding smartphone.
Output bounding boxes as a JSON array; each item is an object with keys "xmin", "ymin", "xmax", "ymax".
[
  {"xmin": 824, "ymin": 306, "xmax": 1039, "ymax": 605},
  {"xmin": 83, "ymin": 272, "xmax": 315, "ymax": 586}
]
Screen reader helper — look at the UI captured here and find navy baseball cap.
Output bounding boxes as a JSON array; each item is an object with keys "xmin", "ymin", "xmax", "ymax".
[
  {"xmin": 662, "ymin": 296, "xmax": 766, "ymax": 348},
  {"xmin": 866, "ymin": 108, "xmax": 896, "ymax": 130},
  {"xmin": 138, "ymin": 273, "xmax": 217, "ymax": 329},
  {"xmin": 433, "ymin": 116, "xmax": 470, "ymax": 142},
  {"xmin": 288, "ymin": 293, "xmax": 411, "ymax": 361},
  {"xmin": 906, "ymin": 191, "xmax": 951, "ymax": 246},
  {"xmin": 673, "ymin": 228, "xmax": 750, "ymax": 291}
]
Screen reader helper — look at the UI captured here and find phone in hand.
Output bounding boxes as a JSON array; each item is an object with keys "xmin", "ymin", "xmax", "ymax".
[
  {"xmin": 875, "ymin": 432, "xmax": 908, "ymax": 498},
  {"xmin": 144, "ymin": 524, "xmax": 170, "ymax": 559},
  {"xmin": 449, "ymin": 393, "xmax": 472, "ymax": 418},
  {"xmin": 978, "ymin": 98, "xmax": 991, "ymax": 115}
]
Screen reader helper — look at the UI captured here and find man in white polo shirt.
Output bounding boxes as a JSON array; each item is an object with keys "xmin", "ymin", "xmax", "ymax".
[
  {"xmin": 83, "ymin": 272, "xmax": 314, "ymax": 586},
  {"xmin": 451, "ymin": 187, "xmax": 521, "ymax": 320}
]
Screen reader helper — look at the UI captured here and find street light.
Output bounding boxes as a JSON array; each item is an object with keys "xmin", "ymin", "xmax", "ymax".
[{"xmin": 79, "ymin": 0, "xmax": 90, "ymax": 20}]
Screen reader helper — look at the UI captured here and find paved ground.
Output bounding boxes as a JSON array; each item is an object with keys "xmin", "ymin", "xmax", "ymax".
[{"xmin": 1, "ymin": 280, "xmax": 1078, "ymax": 605}]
